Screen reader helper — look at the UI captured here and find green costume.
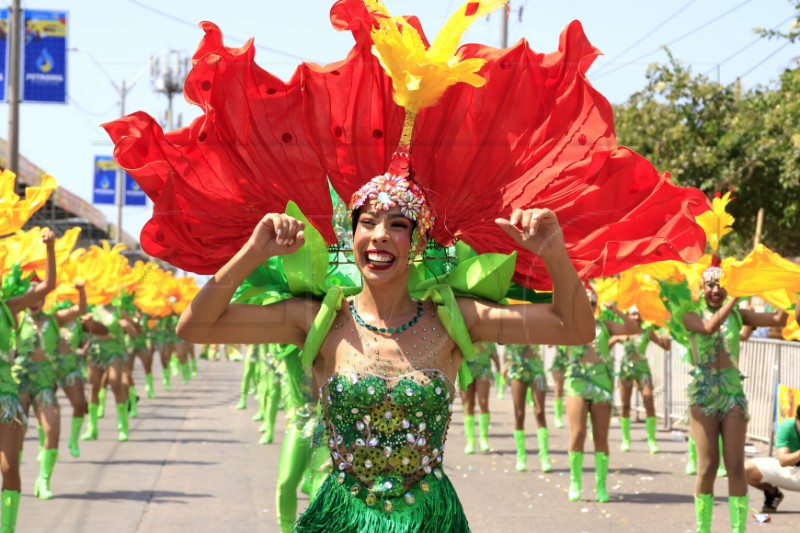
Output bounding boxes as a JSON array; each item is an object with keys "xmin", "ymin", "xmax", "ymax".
[
  {"xmin": 12, "ymin": 312, "xmax": 59, "ymax": 409},
  {"xmin": 617, "ymin": 329, "xmax": 653, "ymax": 388},
  {"xmin": 549, "ymin": 345, "xmax": 569, "ymax": 375},
  {"xmin": 0, "ymin": 301, "xmax": 25, "ymax": 426},
  {"xmin": 687, "ymin": 302, "xmax": 747, "ymax": 419},
  {"xmin": 564, "ymin": 324, "xmax": 613, "ymax": 404},
  {"xmin": 465, "ymin": 343, "xmax": 495, "ymax": 382},
  {"xmin": 55, "ymin": 321, "xmax": 85, "ymax": 388},
  {"xmin": 504, "ymin": 344, "xmax": 546, "ymax": 391}
]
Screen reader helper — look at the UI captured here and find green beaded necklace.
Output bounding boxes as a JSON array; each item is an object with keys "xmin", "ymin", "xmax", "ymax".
[{"xmin": 349, "ymin": 299, "xmax": 423, "ymax": 334}]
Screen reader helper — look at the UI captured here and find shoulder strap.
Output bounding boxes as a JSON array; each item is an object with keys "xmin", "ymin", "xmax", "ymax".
[
  {"xmin": 301, "ymin": 286, "xmax": 345, "ymax": 369},
  {"xmin": 422, "ymin": 283, "xmax": 475, "ymax": 390}
]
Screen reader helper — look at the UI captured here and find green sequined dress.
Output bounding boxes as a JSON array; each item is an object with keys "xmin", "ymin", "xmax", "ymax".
[
  {"xmin": 617, "ymin": 328, "xmax": 654, "ymax": 389},
  {"xmin": 87, "ymin": 306, "xmax": 128, "ymax": 368},
  {"xmin": 12, "ymin": 311, "xmax": 60, "ymax": 408},
  {"xmin": 466, "ymin": 343, "xmax": 495, "ymax": 382},
  {"xmin": 564, "ymin": 324, "xmax": 614, "ymax": 404},
  {"xmin": 687, "ymin": 302, "xmax": 747, "ymax": 419},
  {"xmin": 504, "ymin": 344, "xmax": 546, "ymax": 391},
  {"xmin": 294, "ymin": 369, "xmax": 469, "ymax": 532},
  {"xmin": 0, "ymin": 300, "xmax": 26, "ymax": 425}
]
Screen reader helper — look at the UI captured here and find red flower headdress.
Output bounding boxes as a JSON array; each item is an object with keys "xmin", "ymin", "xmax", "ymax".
[{"xmin": 103, "ymin": 0, "xmax": 710, "ymax": 290}]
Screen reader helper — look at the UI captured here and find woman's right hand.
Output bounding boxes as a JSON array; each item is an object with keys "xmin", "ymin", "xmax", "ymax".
[{"xmin": 246, "ymin": 213, "xmax": 305, "ymax": 260}]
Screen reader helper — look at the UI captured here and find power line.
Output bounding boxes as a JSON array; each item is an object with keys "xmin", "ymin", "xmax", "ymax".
[
  {"xmin": 592, "ymin": 0, "xmax": 697, "ymax": 75},
  {"xmin": 738, "ymin": 41, "xmax": 793, "ymax": 80},
  {"xmin": 593, "ymin": 0, "xmax": 757, "ymax": 81},
  {"xmin": 703, "ymin": 14, "xmax": 797, "ymax": 75},
  {"xmin": 124, "ymin": 0, "xmax": 310, "ymax": 63}
]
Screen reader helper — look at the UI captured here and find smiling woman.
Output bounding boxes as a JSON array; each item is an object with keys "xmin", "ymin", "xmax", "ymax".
[{"xmin": 103, "ymin": 1, "xmax": 713, "ymax": 530}]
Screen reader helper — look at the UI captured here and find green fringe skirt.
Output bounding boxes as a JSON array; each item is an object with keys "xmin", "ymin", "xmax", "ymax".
[{"xmin": 294, "ymin": 472, "xmax": 470, "ymax": 533}]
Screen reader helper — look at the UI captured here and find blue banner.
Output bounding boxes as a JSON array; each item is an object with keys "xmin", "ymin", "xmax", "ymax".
[
  {"xmin": 125, "ymin": 174, "xmax": 147, "ymax": 206},
  {"xmin": 22, "ymin": 10, "xmax": 67, "ymax": 103},
  {"xmin": 93, "ymin": 156, "xmax": 117, "ymax": 205},
  {"xmin": 0, "ymin": 9, "xmax": 7, "ymax": 102}
]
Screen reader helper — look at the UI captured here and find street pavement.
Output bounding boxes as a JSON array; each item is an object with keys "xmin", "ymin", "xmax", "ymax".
[{"xmin": 18, "ymin": 358, "xmax": 799, "ymax": 532}]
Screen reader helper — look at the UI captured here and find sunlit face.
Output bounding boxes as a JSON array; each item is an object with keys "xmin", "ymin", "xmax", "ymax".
[
  {"xmin": 353, "ymin": 206, "xmax": 414, "ymax": 285},
  {"xmin": 27, "ymin": 284, "xmax": 44, "ymax": 313},
  {"xmin": 702, "ymin": 280, "xmax": 727, "ymax": 308}
]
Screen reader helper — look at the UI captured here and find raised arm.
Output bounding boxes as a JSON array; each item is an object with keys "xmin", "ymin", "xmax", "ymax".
[
  {"xmin": 7, "ymin": 229, "xmax": 57, "ymax": 314},
  {"xmin": 605, "ymin": 303, "xmax": 640, "ymax": 335},
  {"xmin": 683, "ymin": 297, "xmax": 739, "ymax": 335},
  {"xmin": 464, "ymin": 208, "xmax": 595, "ymax": 346},
  {"xmin": 54, "ymin": 281, "xmax": 87, "ymax": 326},
  {"xmin": 176, "ymin": 213, "xmax": 316, "ymax": 346},
  {"xmin": 739, "ymin": 307, "xmax": 788, "ymax": 329}
]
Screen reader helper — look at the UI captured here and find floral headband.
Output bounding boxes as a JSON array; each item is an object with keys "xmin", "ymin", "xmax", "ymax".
[
  {"xmin": 349, "ymin": 150, "xmax": 434, "ymax": 261},
  {"xmin": 701, "ymin": 255, "xmax": 723, "ymax": 284}
]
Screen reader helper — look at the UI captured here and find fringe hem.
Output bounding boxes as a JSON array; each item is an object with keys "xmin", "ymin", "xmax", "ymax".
[
  {"xmin": 295, "ymin": 473, "xmax": 470, "ymax": 533},
  {"xmin": 0, "ymin": 394, "xmax": 27, "ymax": 426}
]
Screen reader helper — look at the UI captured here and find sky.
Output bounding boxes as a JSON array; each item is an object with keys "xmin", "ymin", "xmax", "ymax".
[{"xmin": 2, "ymin": 0, "xmax": 798, "ymax": 241}]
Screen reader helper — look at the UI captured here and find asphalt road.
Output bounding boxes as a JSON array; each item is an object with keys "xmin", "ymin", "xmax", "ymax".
[{"xmin": 17, "ymin": 358, "xmax": 799, "ymax": 532}]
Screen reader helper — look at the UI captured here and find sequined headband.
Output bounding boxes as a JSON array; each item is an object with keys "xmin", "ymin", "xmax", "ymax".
[
  {"xmin": 350, "ymin": 175, "xmax": 433, "ymax": 238},
  {"xmin": 701, "ymin": 266, "xmax": 723, "ymax": 283}
]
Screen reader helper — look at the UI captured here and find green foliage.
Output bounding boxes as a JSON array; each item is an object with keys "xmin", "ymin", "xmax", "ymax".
[{"xmin": 613, "ymin": 48, "xmax": 800, "ymax": 258}]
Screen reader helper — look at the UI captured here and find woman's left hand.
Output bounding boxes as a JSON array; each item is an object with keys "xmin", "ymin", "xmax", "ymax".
[{"xmin": 495, "ymin": 208, "xmax": 566, "ymax": 259}]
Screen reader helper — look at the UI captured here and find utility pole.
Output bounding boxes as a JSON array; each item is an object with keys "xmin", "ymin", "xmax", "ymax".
[
  {"xmin": 115, "ymin": 79, "xmax": 129, "ymax": 242},
  {"xmin": 501, "ymin": 1, "xmax": 509, "ymax": 48},
  {"xmin": 6, "ymin": 0, "xmax": 21, "ymax": 181}
]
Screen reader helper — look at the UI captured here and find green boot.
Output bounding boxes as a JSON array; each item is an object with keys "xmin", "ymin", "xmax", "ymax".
[
  {"xmin": 537, "ymin": 427, "xmax": 552, "ymax": 473},
  {"xmin": 81, "ymin": 403, "xmax": 99, "ymax": 440},
  {"xmin": 685, "ymin": 436, "xmax": 697, "ymax": 475},
  {"xmin": 553, "ymin": 397, "xmax": 564, "ymax": 429},
  {"xmin": 69, "ymin": 417, "xmax": 84, "ymax": 457},
  {"xmin": 646, "ymin": 417, "xmax": 659, "ymax": 454},
  {"xmin": 34, "ymin": 449, "xmax": 58, "ymax": 500},
  {"xmin": 463, "ymin": 415, "xmax": 476, "ymax": 455},
  {"xmin": 181, "ymin": 362, "xmax": 191, "ymax": 384},
  {"xmin": 190, "ymin": 356, "xmax": 198, "ymax": 377},
  {"xmin": 129, "ymin": 385, "xmax": 139, "ymax": 418},
  {"xmin": 495, "ymin": 371, "xmax": 505, "ymax": 399},
  {"xmin": 619, "ymin": 417, "xmax": 631, "ymax": 452},
  {"xmin": 97, "ymin": 388, "xmax": 107, "ymax": 418},
  {"xmin": 1, "ymin": 490, "xmax": 21, "ymax": 533},
  {"xmin": 170, "ymin": 355, "xmax": 180, "ymax": 376},
  {"xmin": 526, "ymin": 387, "xmax": 534, "ymax": 407},
  {"xmin": 162, "ymin": 371, "xmax": 171, "ymax": 392},
  {"xmin": 594, "ymin": 452, "xmax": 609, "ymax": 502},
  {"xmin": 694, "ymin": 493, "xmax": 713, "ymax": 533},
  {"xmin": 478, "ymin": 413, "xmax": 491, "ymax": 452},
  {"xmin": 145, "ymin": 372, "xmax": 155, "ymax": 399},
  {"xmin": 513, "ymin": 429, "xmax": 527, "ymax": 472},
  {"xmin": 716, "ymin": 436, "xmax": 727, "ymax": 478},
  {"xmin": 729, "ymin": 494, "xmax": 748, "ymax": 533},
  {"xmin": 568, "ymin": 451, "xmax": 583, "ymax": 501},
  {"xmin": 116, "ymin": 403, "xmax": 129, "ymax": 442},
  {"xmin": 36, "ymin": 425, "xmax": 45, "ymax": 462}
]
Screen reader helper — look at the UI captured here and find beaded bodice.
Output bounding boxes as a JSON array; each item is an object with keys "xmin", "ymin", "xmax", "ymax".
[
  {"xmin": 89, "ymin": 306, "xmax": 126, "ymax": 355},
  {"xmin": 17, "ymin": 312, "xmax": 58, "ymax": 356},
  {"xmin": 570, "ymin": 323, "xmax": 611, "ymax": 364},
  {"xmin": 322, "ymin": 369, "xmax": 454, "ymax": 513},
  {"xmin": 690, "ymin": 303, "xmax": 742, "ymax": 366}
]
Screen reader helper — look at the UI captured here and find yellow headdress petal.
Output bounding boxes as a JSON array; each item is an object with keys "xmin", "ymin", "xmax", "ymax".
[
  {"xmin": 694, "ymin": 191, "xmax": 735, "ymax": 254},
  {"xmin": 0, "ymin": 171, "xmax": 58, "ymax": 236}
]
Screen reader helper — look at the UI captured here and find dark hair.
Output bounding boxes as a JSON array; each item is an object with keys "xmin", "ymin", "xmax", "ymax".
[{"xmin": 796, "ymin": 404, "xmax": 800, "ymax": 420}]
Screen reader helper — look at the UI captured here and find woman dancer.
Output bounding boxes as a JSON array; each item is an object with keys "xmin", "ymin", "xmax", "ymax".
[
  {"xmin": 53, "ymin": 287, "xmax": 90, "ymax": 458},
  {"xmin": 104, "ymin": 2, "xmax": 710, "ymax": 529},
  {"xmin": 81, "ymin": 304, "xmax": 139, "ymax": 442},
  {"xmin": 461, "ymin": 342, "xmax": 500, "ymax": 455},
  {"xmin": 504, "ymin": 344, "xmax": 552, "ymax": 472},
  {"xmin": 564, "ymin": 288, "xmax": 623, "ymax": 503},
  {"xmin": 609, "ymin": 304, "xmax": 670, "ymax": 454},
  {"xmin": 16, "ymin": 281, "xmax": 86, "ymax": 499},
  {"xmin": 683, "ymin": 265, "xmax": 786, "ymax": 532},
  {"xmin": 0, "ymin": 231, "xmax": 55, "ymax": 528}
]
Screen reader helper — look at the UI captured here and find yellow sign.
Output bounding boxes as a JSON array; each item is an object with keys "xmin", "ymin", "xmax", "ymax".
[{"xmin": 777, "ymin": 384, "xmax": 800, "ymax": 424}]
